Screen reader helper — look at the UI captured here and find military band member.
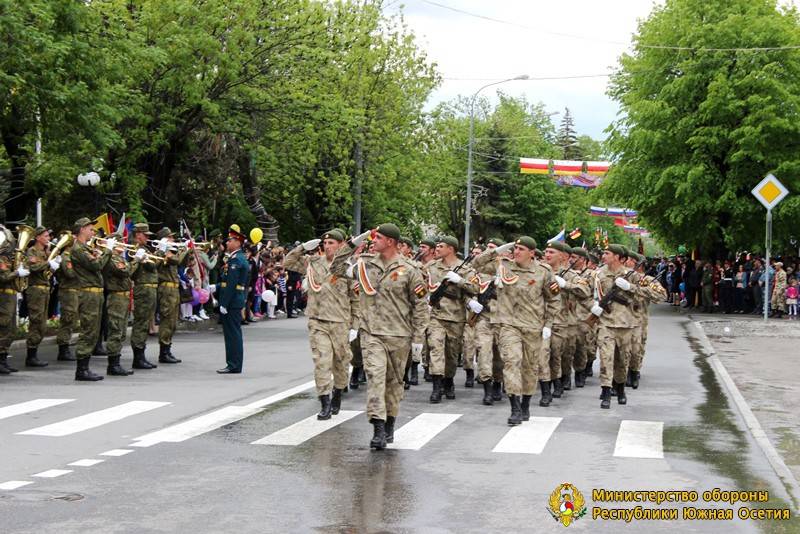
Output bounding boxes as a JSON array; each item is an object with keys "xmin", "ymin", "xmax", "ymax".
[
  {"xmin": 213, "ymin": 228, "xmax": 249, "ymax": 374},
  {"xmin": 569, "ymin": 247, "xmax": 595, "ymax": 388},
  {"xmin": 55, "ymin": 238, "xmax": 79, "ymax": 362},
  {"xmin": 331, "ymin": 224, "xmax": 427, "ymax": 450},
  {"xmin": 472, "ymin": 237, "xmax": 559, "ymax": 425},
  {"xmin": 130, "ymin": 223, "xmax": 159, "ymax": 369},
  {"xmin": 155, "ymin": 227, "xmax": 188, "ymax": 364},
  {"xmin": 626, "ymin": 252, "xmax": 667, "ymax": 389},
  {"xmin": 24, "ymin": 227, "xmax": 57, "ymax": 367},
  {"xmin": 0, "ymin": 228, "xmax": 28, "ymax": 374},
  {"xmin": 100, "ymin": 232, "xmax": 135, "ymax": 376}
]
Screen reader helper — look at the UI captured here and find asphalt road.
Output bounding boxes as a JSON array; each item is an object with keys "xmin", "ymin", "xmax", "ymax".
[{"xmin": 1, "ymin": 308, "xmax": 797, "ymax": 533}]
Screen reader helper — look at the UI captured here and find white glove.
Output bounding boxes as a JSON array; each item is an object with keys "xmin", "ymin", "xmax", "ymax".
[
  {"xmin": 467, "ymin": 299, "xmax": 483, "ymax": 314},
  {"xmin": 615, "ymin": 277, "xmax": 632, "ymax": 291},
  {"xmin": 158, "ymin": 239, "xmax": 169, "ymax": 252},
  {"xmin": 444, "ymin": 271, "xmax": 463, "ymax": 284},
  {"xmin": 210, "ymin": 285, "xmax": 217, "ymax": 295},
  {"xmin": 104, "ymin": 237, "xmax": 117, "ymax": 250},
  {"xmin": 542, "ymin": 326, "xmax": 552, "ymax": 340},
  {"xmin": 351, "ymin": 230, "xmax": 372, "ymax": 246},
  {"xmin": 411, "ymin": 343, "xmax": 423, "ymax": 359},
  {"xmin": 496, "ymin": 242, "xmax": 514, "ymax": 254},
  {"xmin": 16, "ymin": 266, "xmax": 29, "ymax": 278},
  {"xmin": 219, "ymin": 306, "xmax": 227, "ymax": 315},
  {"xmin": 134, "ymin": 248, "xmax": 147, "ymax": 260},
  {"xmin": 345, "ymin": 261, "xmax": 355, "ymax": 278},
  {"xmin": 591, "ymin": 303, "xmax": 604, "ymax": 317},
  {"xmin": 302, "ymin": 238, "xmax": 321, "ymax": 251},
  {"xmin": 49, "ymin": 259, "xmax": 60, "ymax": 271},
  {"xmin": 348, "ymin": 329, "xmax": 358, "ymax": 342},
  {"xmin": 554, "ymin": 275, "xmax": 566, "ymax": 288}
]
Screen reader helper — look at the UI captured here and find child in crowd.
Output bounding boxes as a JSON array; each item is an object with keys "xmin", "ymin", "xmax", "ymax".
[{"xmin": 786, "ymin": 279, "xmax": 798, "ymax": 319}]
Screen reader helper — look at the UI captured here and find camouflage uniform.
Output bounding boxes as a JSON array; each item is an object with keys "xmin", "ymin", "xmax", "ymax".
[
  {"xmin": 0, "ymin": 248, "xmax": 20, "ymax": 370},
  {"xmin": 628, "ymin": 273, "xmax": 667, "ymax": 377},
  {"xmin": 103, "ymin": 248, "xmax": 133, "ymax": 356},
  {"xmin": 156, "ymin": 247, "xmax": 188, "ymax": 357},
  {"xmin": 130, "ymin": 244, "xmax": 158, "ymax": 351},
  {"xmin": 466, "ymin": 274, "xmax": 504, "ymax": 386},
  {"xmin": 772, "ymin": 267, "xmax": 787, "ymax": 315},
  {"xmin": 24, "ymin": 246, "xmax": 51, "ymax": 349},
  {"xmin": 71, "ymin": 240, "xmax": 111, "ymax": 359},
  {"xmin": 56, "ymin": 248, "xmax": 80, "ymax": 350},
  {"xmin": 573, "ymin": 266, "xmax": 597, "ymax": 378},
  {"xmin": 548, "ymin": 267, "xmax": 591, "ymax": 391}
]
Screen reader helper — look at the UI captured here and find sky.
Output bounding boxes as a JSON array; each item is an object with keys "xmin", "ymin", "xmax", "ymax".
[{"xmin": 382, "ymin": 0, "xmax": 664, "ymax": 141}]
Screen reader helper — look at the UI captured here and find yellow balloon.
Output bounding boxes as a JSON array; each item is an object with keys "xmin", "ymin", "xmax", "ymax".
[
  {"xmin": 229, "ymin": 224, "xmax": 241, "ymax": 233},
  {"xmin": 250, "ymin": 227, "xmax": 263, "ymax": 243}
]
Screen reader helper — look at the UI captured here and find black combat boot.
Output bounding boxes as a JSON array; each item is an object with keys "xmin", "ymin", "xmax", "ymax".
[
  {"xmin": 25, "ymin": 347, "xmax": 48, "ymax": 367},
  {"xmin": 429, "ymin": 375, "xmax": 443, "ymax": 404},
  {"xmin": 317, "ymin": 395, "xmax": 332, "ymax": 420},
  {"xmin": 350, "ymin": 366, "xmax": 361, "ymax": 390},
  {"xmin": 132, "ymin": 347, "xmax": 157, "ymax": 369},
  {"xmin": 464, "ymin": 368, "xmax": 475, "ymax": 388},
  {"xmin": 444, "ymin": 377, "xmax": 456, "ymax": 400},
  {"xmin": 631, "ymin": 370, "xmax": 640, "ymax": 390},
  {"xmin": 0, "ymin": 353, "xmax": 18, "ymax": 373},
  {"xmin": 0, "ymin": 359, "xmax": 9, "ymax": 375},
  {"xmin": 539, "ymin": 380, "xmax": 552, "ymax": 407},
  {"xmin": 600, "ymin": 386, "xmax": 612, "ymax": 409},
  {"xmin": 107, "ymin": 355, "xmax": 133, "ymax": 376},
  {"xmin": 369, "ymin": 418, "xmax": 387, "ymax": 450},
  {"xmin": 482, "ymin": 380, "xmax": 493, "ymax": 405},
  {"xmin": 159, "ymin": 343, "xmax": 180, "ymax": 364},
  {"xmin": 616, "ymin": 382, "xmax": 627, "ymax": 405},
  {"xmin": 507, "ymin": 395, "xmax": 523, "ymax": 426},
  {"xmin": 385, "ymin": 416, "xmax": 395, "ymax": 444},
  {"xmin": 610, "ymin": 381, "xmax": 617, "ymax": 396},
  {"xmin": 403, "ymin": 362, "xmax": 411, "ymax": 390},
  {"xmin": 562, "ymin": 373, "xmax": 572, "ymax": 391},
  {"xmin": 57, "ymin": 344, "xmax": 76, "ymax": 361},
  {"xmin": 330, "ymin": 388, "xmax": 343, "ymax": 415},
  {"xmin": 552, "ymin": 377, "xmax": 563, "ymax": 398},
  {"xmin": 423, "ymin": 366, "xmax": 432, "ymax": 382},
  {"xmin": 358, "ymin": 367, "xmax": 366, "ymax": 384},
  {"xmin": 93, "ymin": 342, "xmax": 108, "ymax": 356},
  {"xmin": 625, "ymin": 369, "xmax": 634, "ymax": 387},
  {"xmin": 584, "ymin": 360, "xmax": 594, "ymax": 377},
  {"xmin": 520, "ymin": 395, "xmax": 532, "ymax": 421},
  {"xmin": 165, "ymin": 344, "xmax": 181, "ymax": 363},
  {"xmin": 75, "ymin": 357, "xmax": 104, "ymax": 382},
  {"xmin": 409, "ymin": 362, "xmax": 419, "ymax": 385},
  {"xmin": 574, "ymin": 370, "xmax": 585, "ymax": 388},
  {"xmin": 492, "ymin": 380, "xmax": 503, "ymax": 401}
]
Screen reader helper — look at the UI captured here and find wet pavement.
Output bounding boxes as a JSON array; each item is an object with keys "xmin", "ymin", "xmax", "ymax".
[{"xmin": 1, "ymin": 307, "xmax": 798, "ymax": 533}]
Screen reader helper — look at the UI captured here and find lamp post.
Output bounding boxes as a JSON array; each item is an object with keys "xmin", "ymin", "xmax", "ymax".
[{"xmin": 464, "ymin": 75, "xmax": 529, "ymax": 257}]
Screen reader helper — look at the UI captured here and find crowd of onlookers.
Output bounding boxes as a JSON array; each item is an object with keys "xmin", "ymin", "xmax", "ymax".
[{"xmin": 653, "ymin": 254, "xmax": 799, "ymax": 318}]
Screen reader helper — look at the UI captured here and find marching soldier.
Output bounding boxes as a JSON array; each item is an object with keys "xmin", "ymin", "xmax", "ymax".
[
  {"xmin": 213, "ymin": 227, "xmax": 250, "ymax": 373},
  {"xmin": 0, "ymin": 227, "xmax": 28, "ymax": 374},
  {"xmin": 465, "ymin": 270, "xmax": 505, "ymax": 405},
  {"xmin": 584, "ymin": 252, "xmax": 601, "ymax": 377},
  {"xmin": 71, "ymin": 217, "xmax": 111, "ymax": 381},
  {"xmin": 472, "ymin": 237, "xmax": 559, "ymax": 425},
  {"xmin": 55, "ymin": 235, "xmax": 79, "ymax": 362},
  {"xmin": 569, "ymin": 247, "xmax": 595, "ymax": 388},
  {"xmin": 155, "ymin": 227, "xmax": 188, "ymax": 364},
  {"xmin": 331, "ymin": 224, "xmax": 427, "ymax": 450},
  {"xmin": 626, "ymin": 252, "xmax": 667, "ymax": 389},
  {"xmin": 129, "ymin": 223, "xmax": 159, "ymax": 369},
  {"xmin": 415, "ymin": 237, "xmax": 436, "ymax": 383},
  {"xmin": 24, "ymin": 227, "xmax": 58, "ymax": 367},
  {"xmin": 285, "ymin": 229, "xmax": 358, "ymax": 418},
  {"xmin": 425, "ymin": 236, "xmax": 479, "ymax": 402},
  {"xmin": 102, "ymin": 232, "xmax": 136, "ymax": 376}
]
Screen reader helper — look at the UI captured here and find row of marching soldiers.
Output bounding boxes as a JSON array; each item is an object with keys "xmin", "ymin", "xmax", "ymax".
[
  {"xmin": 0, "ymin": 218, "xmax": 196, "ymax": 380},
  {"xmin": 287, "ymin": 224, "xmax": 666, "ymax": 451}
]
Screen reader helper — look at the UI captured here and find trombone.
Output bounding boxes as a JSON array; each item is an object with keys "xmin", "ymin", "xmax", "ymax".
[{"xmin": 89, "ymin": 236, "xmax": 164, "ymax": 263}]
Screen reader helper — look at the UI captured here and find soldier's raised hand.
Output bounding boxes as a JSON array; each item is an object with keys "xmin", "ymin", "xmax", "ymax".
[
  {"xmin": 302, "ymin": 238, "xmax": 321, "ymax": 251},
  {"xmin": 350, "ymin": 230, "xmax": 372, "ymax": 246}
]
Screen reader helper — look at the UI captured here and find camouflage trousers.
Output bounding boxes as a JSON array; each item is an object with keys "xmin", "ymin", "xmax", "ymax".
[
  {"xmin": 157, "ymin": 284, "xmax": 179, "ymax": 346},
  {"xmin": 462, "ymin": 321, "xmax": 477, "ymax": 370},
  {"xmin": 76, "ymin": 289, "xmax": 103, "ymax": 359},
  {"xmin": 0, "ymin": 290, "xmax": 16, "ymax": 354},
  {"xmin": 106, "ymin": 291, "xmax": 130, "ymax": 356},
  {"xmin": 573, "ymin": 321, "xmax": 596, "ymax": 371},
  {"xmin": 772, "ymin": 292, "xmax": 786, "ymax": 312},
  {"xmin": 361, "ymin": 331, "xmax": 411, "ymax": 421},
  {"xmin": 25, "ymin": 285, "xmax": 50, "ymax": 348},
  {"xmin": 597, "ymin": 325, "xmax": 633, "ymax": 388},
  {"xmin": 498, "ymin": 324, "xmax": 542, "ymax": 396},
  {"xmin": 308, "ymin": 318, "xmax": 352, "ymax": 395},
  {"xmin": 628, "ymin": 319, "xmax": 649, "ymax": 372},
  {"xmin": 550, "ymin": 325, "xmax": 576, "ymax": 380},
  {"xmin": 350, "ymin": 334, "xmax": 362, "ymax": 368},
  {"xmin": 131, "ymin": 284, "xmax": 157, "ymax": 350},
  {"xmin": 56, "ymin": 288, "xmax": 79, "ymax": 346},
  {"xmin": 475, "ymin": 316, "xmax": 503, "ymax": 384},
  {"xmin": 427, "ymin": 318, "xmax": 463, "ymax": 378}
]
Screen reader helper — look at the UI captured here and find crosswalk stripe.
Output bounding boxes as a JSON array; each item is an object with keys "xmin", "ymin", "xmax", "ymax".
[
  {"xmin": 68, "ymin": 459, "xmax": 105, "ymax": 467},
  {"xmin": 0, "ymin": 399, "xmax": 75, "ymax": 421},
  {"xmin": 492, "ymin": 416, "xmax": 563, "ymax": 454},
  {"xmin": 100, "ymin": 449, "xmax": 133, "ymax": 457},
  {"xmin": 0, "ymin": 481, "xmax": 33, "ymax": 490},
  {"xmin": 33, "ymin": 469, "xmax": 72, "ymax": 478},
  {"xmin": 613, "ymin": 420, "xmax": 664, "ymax": 459},
  {"xmin": 252, "ymin": 411, "xmax": 363, "ymax": 446},
  {"xmin": 16, "ymin": 401, "xmax": 170, "ymax": 437},
  {"xmin": 388, "ymin": 413, "xmax": 462, "ymax": 450}
]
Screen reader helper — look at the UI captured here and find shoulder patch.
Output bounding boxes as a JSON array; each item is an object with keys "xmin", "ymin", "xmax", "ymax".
[{"xmin": 414, "ymin": 283, "xmax": 427, "ymax": 298}]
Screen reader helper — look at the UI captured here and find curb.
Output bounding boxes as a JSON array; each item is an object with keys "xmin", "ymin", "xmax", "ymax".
[{"xmin": 693, "ymin": 320, "xmax": 800, "ymax": 512}]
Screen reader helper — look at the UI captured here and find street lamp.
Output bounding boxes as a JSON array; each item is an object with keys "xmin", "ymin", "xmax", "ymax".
[{"xmin": 464, "ymin": 74, "xmax": 529, "ymax": 256}]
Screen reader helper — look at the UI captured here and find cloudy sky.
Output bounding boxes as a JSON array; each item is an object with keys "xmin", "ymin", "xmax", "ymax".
[{"xmin": 383, "ymin": 0, "xmax": 663, "ymax": 140}]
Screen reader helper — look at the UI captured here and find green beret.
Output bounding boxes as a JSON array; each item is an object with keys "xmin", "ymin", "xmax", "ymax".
[
  {"xmin": 73, "ymin": 217, "xmax": 93, "ymax": 232},
  {"xmin": 571, "ymin": 247, "xmax": 589, "ymax": 260},
  {"xmin": 34, "ymin": 226, "xmax": 48, "ymax": 237},
  {"xmin": 488, "ymin": 237, "xmax": 504, "ymax": 247},
  {"xmin": 632, "ymin": 252, "xmax": 645, "ymax": 263},
  {"xmin": 514, "ymin": 236, "xmax": 537, "ymax": 251},
  {"xmin": 621, "ymin": 246, "xmax": 632, "ymax": 258},
  {"xmin": 588, "ymin": 253, "xmax": 600, "ymax": 264},
  {"xmin": 156, "ymin": 227, "xmax": 175, "ymax": 239},
  {"xmin": 546, "ymin": 240, "xmax": 571, "ymax": 254},
  {"xmin": 534, "ymin": 248, "xmax": 543, "ymax": 259},
  {"xmin": 438, "ymin": 235, "xmax": 459, "ymax": 249},
  {"xmin": 376, "ymin": 223, "xmax": 401, "ymax": 241},
  {"xmin": 420, "ymin": 237, "xmax": 436, "ymax": 248},
  {"xmin": 399, "ymin": 236, "xmax": 415, "ymax": 248},
  {"xmin": 322, "ymin": 229, "xmax": 345, "ymax": 242},
  {"xmin": 606, "ymin": 244, "xmax": 627, "ymax": 258}
]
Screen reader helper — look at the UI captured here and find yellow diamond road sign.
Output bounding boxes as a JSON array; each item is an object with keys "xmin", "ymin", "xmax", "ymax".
[{"xmin": 752, "ymin": 174, "xmax": 789, "ymax": 210}]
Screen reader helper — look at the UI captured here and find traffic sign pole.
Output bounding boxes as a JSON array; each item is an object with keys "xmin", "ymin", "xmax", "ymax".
[
  {"xmin": 764, "ymin": 209, "xmax": 771, "ymax": 321},
  {"xmin": 751, "ymin": 174, "xmax": 788, "ymax": 321}
]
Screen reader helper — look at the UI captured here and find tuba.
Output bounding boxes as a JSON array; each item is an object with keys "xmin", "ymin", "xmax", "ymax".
[
  {"xmin": 47, "ymin": 231, "xmax": 74, "ymax": 263},
  {"xmin": 14, "ymin": 224, "xmax": 35, "ymax": 292}
]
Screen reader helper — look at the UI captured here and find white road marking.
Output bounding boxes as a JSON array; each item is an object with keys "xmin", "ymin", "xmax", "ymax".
[
  {"xmin": 17, "ymin": 401, "xmax": 170, "ymax": 437},
  {"xmin": 613, "ymin": 420, "xmax": 664, "ymax": 459},
  {"xmin": 388, "ymin": 413, "xmax": 462, "ymax": 450},
  {"xmin": 0, "ymin": 399, "xmax": 74, "ymax": 421},
  {"xmin": 131, "ymin": 380, "xmax": 316, "ymax": 448},
  {"xmin": 68, "ymin": 459, "xmax": 105, "ymax": 467},
  {"xmin": 99, "ymin": 449, "xmax": 134, "ymax": 457},
  {"xmin": 252, "ymin": 410, "xmax": 363, "ymax": 446},
  {"xmin": 492, "ymin": 417, "xmax": 563, "ymax": 454},
  {"xmin": 32, "ymin": 469, "xmax": 72, "ymax": 478},
  {"xmin": 0, "ymin": 481, "xmax": 33, "ymax": 490}
]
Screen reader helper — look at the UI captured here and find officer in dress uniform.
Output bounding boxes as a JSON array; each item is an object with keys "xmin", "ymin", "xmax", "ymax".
[{"xmin": 213, "ymin": 228, "xmax": 250, "ymax": 374}]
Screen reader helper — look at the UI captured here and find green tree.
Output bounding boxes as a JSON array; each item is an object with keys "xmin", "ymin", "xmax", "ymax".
[{"xmin": 556, "ymin": 107, "xmax": 580, "ymax": 160}]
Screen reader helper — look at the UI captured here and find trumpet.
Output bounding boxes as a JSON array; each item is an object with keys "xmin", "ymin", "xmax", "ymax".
[{"xmin": 14, "ymin": 224, "xmax": 35, "ymax": 292}]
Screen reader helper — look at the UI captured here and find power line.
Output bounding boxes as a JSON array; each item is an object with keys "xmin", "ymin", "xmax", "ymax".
[
  {"xmin": 442, "ymin": 74, "xmax": 611, "ymax": 82},
  {"xmin": 421, "ymin": 0, "xmax": 800, "ymax": 52}
]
